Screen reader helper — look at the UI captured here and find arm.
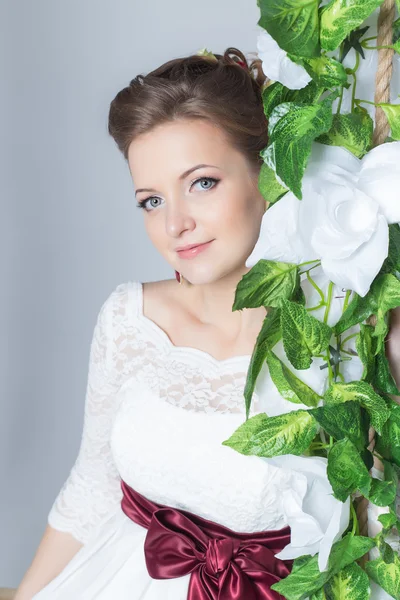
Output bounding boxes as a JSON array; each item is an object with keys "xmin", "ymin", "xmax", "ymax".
[
  {"xmin": 15, "ymin": 286, "xmax": 125, "ymax": 599},
  {"xmin": 14, "ymin": 525, "xmax": 83, "ymax": 600}
]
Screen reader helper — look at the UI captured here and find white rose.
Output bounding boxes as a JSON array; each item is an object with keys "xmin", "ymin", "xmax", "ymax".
[
  {"xmin": 246, "ymin": 142, "xmax": 400, "ymax": 297},
  {"xmin": 265, "ymin": 454, "xmax": 350, "ymax": 572},
  {"xmin": 256, "ymin": 28, "xmax": 312, "ymax": 90}
]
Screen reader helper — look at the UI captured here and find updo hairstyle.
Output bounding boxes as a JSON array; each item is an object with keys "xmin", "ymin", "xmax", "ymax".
[{"xmin": 108, "ymin": 47, "xmax": 270, "ymax": 175}]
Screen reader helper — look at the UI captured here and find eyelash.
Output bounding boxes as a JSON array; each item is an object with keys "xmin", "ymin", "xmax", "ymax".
[{"xmin": 136, "ymin": 176, "xmax": 220, "ymax": 211}]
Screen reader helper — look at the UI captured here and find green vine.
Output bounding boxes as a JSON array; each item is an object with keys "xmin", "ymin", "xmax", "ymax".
[{"xmin": 222, "ymin": 1, "xmax": 400, "ymax": 598}]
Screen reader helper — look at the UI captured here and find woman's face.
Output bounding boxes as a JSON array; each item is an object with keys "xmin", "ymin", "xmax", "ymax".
[{"xmin": 127, "ymin": 119, "xmax": 266, "ymax": 284}]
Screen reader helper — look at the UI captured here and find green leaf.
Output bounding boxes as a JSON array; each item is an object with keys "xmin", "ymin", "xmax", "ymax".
[
  {"xmin": 316, "ymin": 109, "xmax": 374, "ymax": 158},
  {"xmin": 327, "ymin": 533, "xmax": 375, "ymax": 572},
  {"xmin": 221, "ymin": 409, "xmax": 318, "ymax": 457},
  {"xmin": 323, "ymin": 562, "xmax": 371, "ymax": 600},
  {"xmin": 394, "ymin": 16, "xmax": 400, "ymax": 44},
  {"xmin": 262, "ymin": 80, "xmax": 324, "ymax": 120},
  {"xmin": 323, "ymin": 381, "xmax": 390, "ymax": 435},
  {"xmin": 266, "ymin": 350, "xmax": 321, "ymax": 407},
  {"xmin": 258, "ymin": 0, "xmax": 320, "ymax": 58},
  {"xmin": 243, "ymin": 308, "xmax": 282, "ymax": 419},
  {"xmin": 334, "ymin": 274, "xmax": 400, "ymax": 353},
  {"xmin": 292, "ymin": 283, "xmax": 307, "ymax": 306},
  {"xmin": 233, "ymin": 260, "xmax": 299, "ymax": 310},
  {"xmin": 271, "ymin": 533, "xmax": 376, "ymax": 600},
  {"xmin": 381, "ymin": 223, "xmax": 400, "ymax": 274},
  {"xmin": 308, "ymin": 401, "xmax": 368, "ymax": 450},
  {"xmin": 262, "ymin": 94, "xmax": 336, "ymax": 199},
  {"xmin": 258, "ymin": 162, "xmax": 288, "ymax": 205},
  {"xmin": 310, "ymin": 589, "xmax": 327, "ymax": 600},
  {"xmin": 367, "ymin": 461, "xmax": 397, "ymax": 506},
  {"xmin": 356, "ymin": 324, "xmax": 376, "ymax": 382},
  {"xmin": 375, "ymin": 400, "xmax": 400, "ymax": 468},
  {"xmin": 320, "ymin": 0, "xmax": 386, "ymax": 51},
  {"xmin": 373, "ymin": 345, "xmax": 400, "ymax": 396},
  {"xmin": 281, "ymin": 299, "xmax": 333, "ymax": 370},
  {"xmin": 271, "ymin": 554, "xmax": 332, "ymax": 600},
  {"xmin": 379, "ymin": 103, "xmax": 400, "ymax": 141},
  {"xmin": 356, "ymin": 324, "xmax": 400, "ymax": 395},
  {"xmin": 365, "ymin": 541, "xmax": 400, "ymax": 599},
  {"xmin": 290, "ymin": 54, "xmax": 349, "ymax": 89},
  {"xmin": 327, "ymin": 438, "xmax": 371, "ymax": 501},
  {"xmin": 378, "ymin": 507, "xmax": 400, "ymax": 534},
  {"xmin": 378, "ymin": 511, "xmax": 398, "ymax": 531}
]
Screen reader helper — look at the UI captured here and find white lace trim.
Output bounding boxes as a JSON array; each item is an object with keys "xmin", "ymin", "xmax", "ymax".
[{"xmin": 47, "ymin": 281, "xmax": 261, "ymax": 543}]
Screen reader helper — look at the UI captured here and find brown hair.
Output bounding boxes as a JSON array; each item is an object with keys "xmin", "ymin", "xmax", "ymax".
[{"xmin": 107, "ymin": 48, "xmax": 269, "ymax": 173}]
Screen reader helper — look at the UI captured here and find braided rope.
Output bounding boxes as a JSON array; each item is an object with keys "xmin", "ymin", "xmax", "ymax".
[
  {"xmin": 373, "ymin": 0, "xmax": 396, "ymax": 146},
  {"xmin": 356, "ymin": 0, "xmax": 396, "ymax": 562}
]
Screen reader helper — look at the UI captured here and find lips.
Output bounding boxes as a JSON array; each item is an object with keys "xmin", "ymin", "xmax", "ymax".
[
  {"xmin": 176, "ymin": 241, "xmax": 211, "ymax": 252},
  {"xmin": 176, "ymin": 240, "xmax": 214, "ymax": 259}
]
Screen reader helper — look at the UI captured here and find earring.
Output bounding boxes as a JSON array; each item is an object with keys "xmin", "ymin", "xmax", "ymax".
[{"xmin": 175, "ymin": 270, "xmax": 184, "ymax": 285}]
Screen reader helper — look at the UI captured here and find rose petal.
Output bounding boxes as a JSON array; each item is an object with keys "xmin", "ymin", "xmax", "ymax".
[
  {"xmin": 256, "ymin": 29, "xmax": 311, "ymax": 90},
  {"xmin": 321, "ymin": 214, "xmax": 389, "ymax": 297},
  {"xmin": 278, "ymin": 55, "xmax": 312, "ymax": 90},
  {"xmin": 358, "ymin": 141, "xmax": 400, "ymax": 224},
  {"xmin": 303, "ymin": 143, "xmax": 361, "ymax": 187},
  {"xmin": 269, "ymin": 454, "xmax": 350, "ymax": 571},
  {"xmin": 245, "ymin": 193, "xmax": 316, "ymax": 268},
  {"xmin": 316, "ymin": 494, "xmax": 350, "ymax": 572},
  {"xmin": 307, "ymin": 187, "xmax": 379, "ymax": 260}
]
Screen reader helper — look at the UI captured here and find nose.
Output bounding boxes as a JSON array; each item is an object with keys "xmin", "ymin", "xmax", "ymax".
[{"xmin": 165, "ymin": 202, "xmax": 196, "ymax": 239}]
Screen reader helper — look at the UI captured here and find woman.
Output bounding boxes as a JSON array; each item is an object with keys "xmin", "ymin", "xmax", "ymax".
[{"xmin": 15, "ymin": 48, "xmax": 400, "ymax": 600}]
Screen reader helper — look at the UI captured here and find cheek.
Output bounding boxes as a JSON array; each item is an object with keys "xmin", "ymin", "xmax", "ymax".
[
  {"xmin": 220, "ymin": 190, "xmax": 260, "ymax": 232},
  {"xmin": 144, "ymin": 216, "xmax": 165, "ymax": 252}
]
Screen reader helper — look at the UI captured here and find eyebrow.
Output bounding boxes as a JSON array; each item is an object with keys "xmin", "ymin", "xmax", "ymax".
[{"xmin": 134, "ymin": 164, "xmax": 220, "ymax": 196}]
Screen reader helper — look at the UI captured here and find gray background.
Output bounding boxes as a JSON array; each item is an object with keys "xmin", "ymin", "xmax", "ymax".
[
  {"xmin": 2, "ymin": 0, "xmax": 399, "ymax": 589},
  {"xmin": 1, "ymin": 0, "xmax": 262, "ymax": 587}
]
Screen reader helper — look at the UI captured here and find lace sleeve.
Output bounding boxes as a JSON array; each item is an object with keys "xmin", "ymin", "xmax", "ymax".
[{"xmin": 47, "ymin": 286, "xmax": 126, "ymax": 544}]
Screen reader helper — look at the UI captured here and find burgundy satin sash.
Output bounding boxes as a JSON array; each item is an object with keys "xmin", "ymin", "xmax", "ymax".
[{"xmin": 120, "ymin": 480, "xmax": 293, "ymax": 600}]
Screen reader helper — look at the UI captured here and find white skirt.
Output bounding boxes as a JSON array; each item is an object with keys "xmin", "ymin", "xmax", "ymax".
[{"xmin": 32, "ymin": 505, "xmax": 192, "ymax": 599}]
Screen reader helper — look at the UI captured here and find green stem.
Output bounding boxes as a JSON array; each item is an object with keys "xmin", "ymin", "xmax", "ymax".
[
  {"xmin": 311, "ymin": 443, "xmax": 331, "ymax": 449},
  {"xmin": 323, "ymin": 281, "xmax": 334, "ymax": 324},
  {"xmin": 355, "ymin": 98, "xmax": 377, "ymax": 107},
  {"xmin": 362, "ymin": 36, "xmax": 378, "ymax": 45},
  {"xmin": 299, "ymin": 262, "xmax": 320, "ymax": 275},
  {"xmin": 307, "ymin": 302, "xmax": 326, "ymax": 312},
  {"xmin": 363, "ymin": 43, "xmax": 394, "ymax": 50},
  {"xmin": 340, "ymin": 332, "xmax": 359, "ymax": 348},
  {"xmin": 343, "ymin": 290, "xmax": 352, "ymax": 312},
  {"xmin": 337, "ymin": 85, "xmax": 345, "ymax": 114},
  {"xmin": 372, "ymin": 450, "xmax": 384, "ymax": 461},
  {"xmin": 326, "ymin": 349, "xmax": 335, "ymax": 384},
  {"xmin": 351, "ymin": 53, "xmax": 360, "ymax": 111},
  {"xmin": 307, "ymin": 271, "xmax": 326, "ymax": 305},
  {"xmin": 298, "ymin": 259, "xmax": 321, "ymax": 268},
  {"xmin": 350, "ymin": 500, "xmax": 359, "ymax": 536}
]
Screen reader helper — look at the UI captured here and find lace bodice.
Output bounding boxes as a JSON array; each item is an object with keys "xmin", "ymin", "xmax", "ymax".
[
  {"xmin": 47, "ymin": 280, "xmax": 265, "ymax": 544},
  {"xmin": 47, "ymin": 279, "xmax": 396, "ymax": 576}
]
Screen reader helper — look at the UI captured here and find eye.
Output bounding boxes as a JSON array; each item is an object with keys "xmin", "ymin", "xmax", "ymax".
[{"xmin": 136, "ymin": 176, "xmax": 220, "ymax": 212}]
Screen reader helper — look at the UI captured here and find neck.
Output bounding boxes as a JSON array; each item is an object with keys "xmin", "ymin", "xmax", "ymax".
[{"xmin": 182, "ymin": 266, "xmax": 265, "ymax": 340}]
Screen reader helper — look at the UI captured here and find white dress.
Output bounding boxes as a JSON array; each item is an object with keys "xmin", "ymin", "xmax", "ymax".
[{"xmin": 31, "ymin": 280, "xmax": 384, "ymax": 599}]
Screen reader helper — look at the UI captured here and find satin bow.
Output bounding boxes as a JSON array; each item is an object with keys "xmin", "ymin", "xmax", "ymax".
[{"xmin": 121, "ymin": 480, "xmax": 292, "ymax": 600}]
